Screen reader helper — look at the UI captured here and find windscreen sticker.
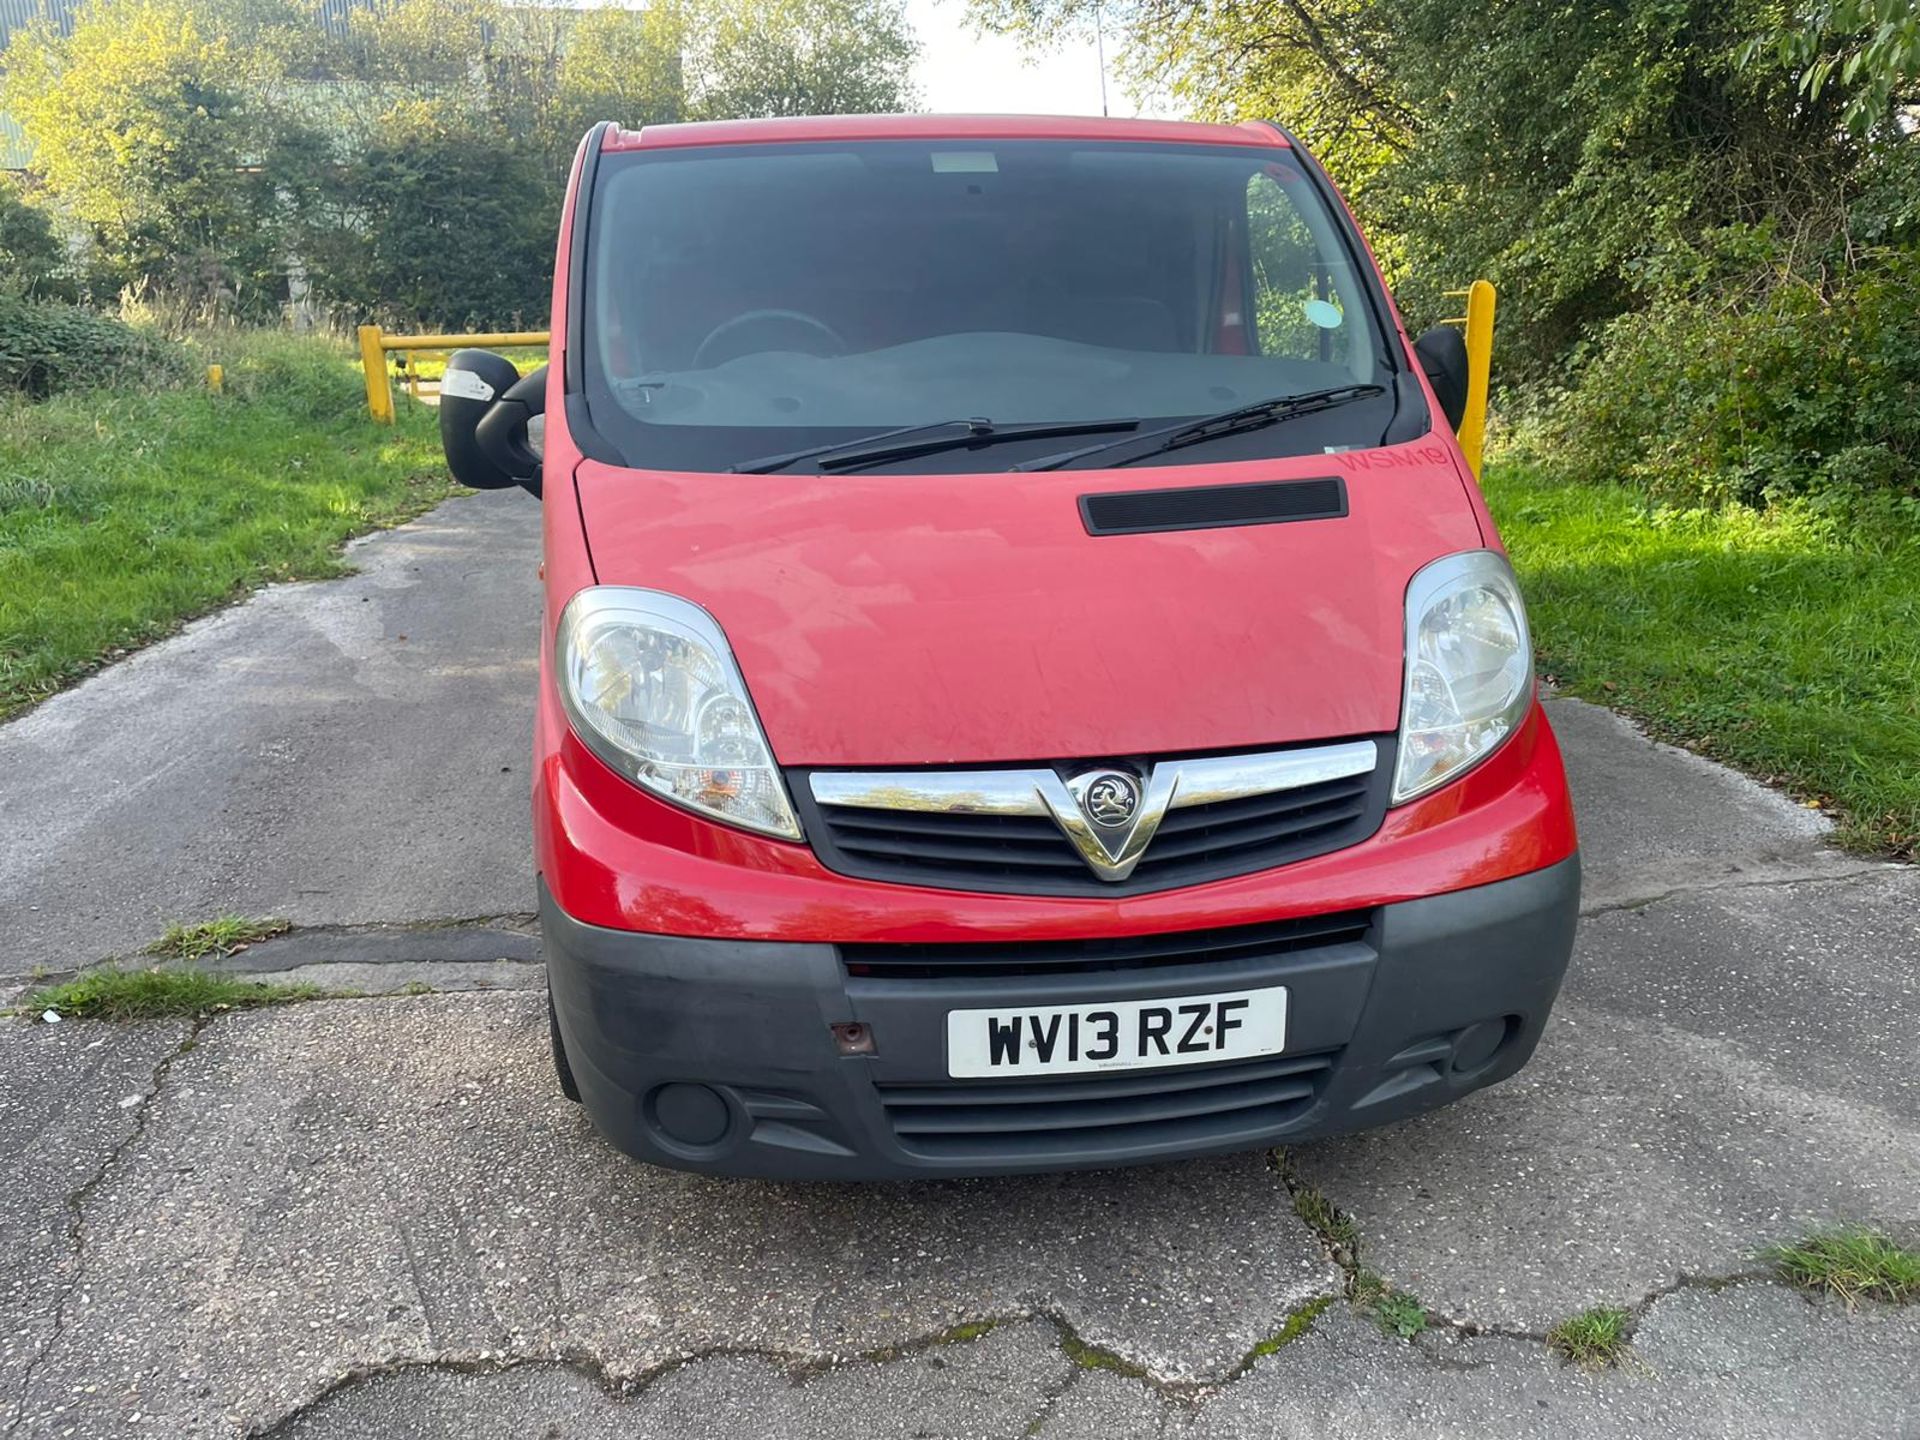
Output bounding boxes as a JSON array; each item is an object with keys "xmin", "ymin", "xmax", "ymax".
[
  {"xmin": 440, "ymin": 368, "xmax": 496, "ymax": 402},
  {"xmin": 931, "ymin": 151, "xmax": 998, "ymax": 173},
  {"xmin": 1302, "ymin": 299, "xmax": 1344, "ymax": 329}
]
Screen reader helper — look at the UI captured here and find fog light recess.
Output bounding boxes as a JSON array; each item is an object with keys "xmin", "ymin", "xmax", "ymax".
[
  {"xmin": 1449, "ymin": 1016, "xmax": 1521, "ymax": 1076},
  {"xmin": 647, "ymin": 1082, "xmax": 732, "ymax": 1148}
]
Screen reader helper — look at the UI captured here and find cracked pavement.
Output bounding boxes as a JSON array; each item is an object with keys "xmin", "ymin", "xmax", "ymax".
[{"xmin": 2, "ymin": 490, "xmax": 1917, "ymax": 1437}]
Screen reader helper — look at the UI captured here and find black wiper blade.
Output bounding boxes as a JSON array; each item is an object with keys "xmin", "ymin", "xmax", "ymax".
[
  {"xmin": 729, "ymin": 416, "xmax": 1139, "ymax": 475},
  {"xmin": 731, "ymin": 418, "xmax": 986, "ymax": 474},
  {"xmin": 1011, "ymin": 384, "xmax": 1386, "ymax": 473},
  {"xmin": 820, "ymin": 417, "xmax": 1141, "ymax": 473}
]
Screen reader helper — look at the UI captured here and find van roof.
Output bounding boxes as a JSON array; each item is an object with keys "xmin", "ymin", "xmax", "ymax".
[{"xmin": 603, "ymin": 114, "xmax": 1289, "ymax": 152}]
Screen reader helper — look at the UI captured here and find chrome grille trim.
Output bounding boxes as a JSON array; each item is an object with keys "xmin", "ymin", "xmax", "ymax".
[
  {"xmin": 807, "ymin": 740, "xmax": 1379, "ymax": 884},
  {"xmin": 807, "ymin": 740, "xmax": 1377, "ymax": 816}
]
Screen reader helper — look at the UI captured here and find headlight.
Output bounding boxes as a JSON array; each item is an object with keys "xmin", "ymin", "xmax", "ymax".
[
  {"xmin": 1392, "ymin": 550, "xmax": 1533, "ymax": 804},
  {"xmin": 555, "ymin": 587, "xmax": 801, "ymax": 839}
]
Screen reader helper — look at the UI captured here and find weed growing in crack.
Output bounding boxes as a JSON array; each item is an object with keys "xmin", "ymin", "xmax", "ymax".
[
  {"xmin": 1766, "ymin": 1228, "xmax": 1920, "ymax": 1308},
  {"xmin": 1060, "ymin": 1335, "xmax": 1150, "ymax": 1378},
  {"xmin": 1374, "ymin": 1293, "xmax": 1428, "ymax": 1340},
  {"xmin": 1355, "ymin": 1271, "xmax": 1427, "ymax": 1340},
  {"xmin": 1547, "ymin": 1306, "xmax": 1631, "ymax": 1367},
  {"xmin": 148, "ymin": 915, "xmax": 289, "ymax": 961},
  {"xmin": 856, "ymin": 1317, "xmax": 1003, "ymax": 1364},
  {"xmin": 1289, "ymin": 1182, "xmax": 1360, "ymax": 1263},
  {"xmin": 939, "ymin": 1320, "xmax": 999, "ymax": 1344},
  {"xmin": 1275, "ymin": 1153, "xmax": 1428, "ymax": 1341},
  {"xmin": 25, "ymin": 968, "xmax": 351, "ymax": 1021},
  {"xmin": 1245, "ymin": 1296, "xmax": 1334, "ymax": 1361}
]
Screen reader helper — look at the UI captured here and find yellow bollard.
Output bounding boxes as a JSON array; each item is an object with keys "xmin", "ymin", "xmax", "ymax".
[
  {"xmin": 206, "ymin": 364, "xmax": 223, "ymax": 394},
  {"xmin": 1455, "ymin": 280, "xmax": 1496, "ymax": 479},
  {"xmin": 358, "ymin": 323, "xmax": 394, "ymax": 424}
]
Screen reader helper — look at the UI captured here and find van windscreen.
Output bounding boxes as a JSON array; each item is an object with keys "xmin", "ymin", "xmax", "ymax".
[{"xmin": 580, "ymin": 139, "xmax": 1400, "ymax": 473}]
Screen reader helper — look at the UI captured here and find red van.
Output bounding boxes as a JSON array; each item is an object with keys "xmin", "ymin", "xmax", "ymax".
[{"xmin": 438, "ymin": 114, "xmax": 1580, "ymax": 1179}]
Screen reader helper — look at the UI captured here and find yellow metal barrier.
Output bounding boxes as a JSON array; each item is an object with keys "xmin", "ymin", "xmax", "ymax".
[
  {"xmin": 1439, "ymin": 281, "xmax": 1497, "ymax": 478},
  {"xmin": 358, "ymin": 324, "xmax": 550, "ymax": 423}
]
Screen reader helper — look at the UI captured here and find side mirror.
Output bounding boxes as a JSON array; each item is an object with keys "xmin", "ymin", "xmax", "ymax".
[
  {"xmin": 1412, "ymin": 325, "xmax": 1469, "ymax": 431},
  {"xmin": 476, "ymin": 364, "xmax": 548, "ymax": 498},
  {"xmin": 440, "ymin": 350, "xmax": 525, "ymax": 491}
]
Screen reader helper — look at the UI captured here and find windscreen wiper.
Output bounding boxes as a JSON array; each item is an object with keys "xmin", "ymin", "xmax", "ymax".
[
  {"xmin": 729, "ymin": 416, "xmax": 1140, "ymax": 475},
  {"xmin": 1010, "ymin": 384, "xmax": 1386, "ymax": 473}
]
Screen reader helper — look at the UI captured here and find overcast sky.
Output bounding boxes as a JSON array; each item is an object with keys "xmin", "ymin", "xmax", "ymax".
[{"xmin": 904, "ymin": 0, "xmax": 1172, "ymax": 118}]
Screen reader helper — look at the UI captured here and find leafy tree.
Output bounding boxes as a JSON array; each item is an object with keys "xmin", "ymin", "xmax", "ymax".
[
  {"xmin": 1, "ymin": 0, "xmax": 299, "ymax": 312},
  {"xmin": 327, "ymin": 0, "xmax": 688, "ymax": 177},
  {"xmin": 973, "ymin": 0, "xmax": 1407, "ymax": 193},
  {"xmin": 689, "ymin": 0, "xmax": 919, "ymax": 118},
  {"xmin": 3, "ymin": 0, "xmax": 919, "ymax": 328},
  {"xmin": 1745, "ymin": 0, "xmax": 1920, "ymax": 137},
  {"xmin": 972, "ymin": 0, "xmax": 1853, "ymax": 371},
  {"xmin": 551, "ymin": 4, "xmax": 688, "ymax": 147}
]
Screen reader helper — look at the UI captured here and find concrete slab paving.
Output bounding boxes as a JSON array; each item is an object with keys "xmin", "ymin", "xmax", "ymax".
[
  {"xmin": 162, "ymin": 917, "xmax": 547, "ymax": 995},
  {"xmin": 0, "ymin": 489, "xmax": 542, "ymax": 975},
  {"xmin": 1289, "ymin": 865, "xmax": 1920, "ymax": 1331},
  {"xmin": 269, "ymin": 1320, "xmax": 1076, "ymax": 1440},
  {"xmin": 0, "ymin": 1018, "xmax": 192, "ymax": 1434},
  {"xmin": 200, "ymin": 921, "xmax": 541, "ymax": 975},
  {"xmin": 1567, "ymin": 866, "xmax": 1919, "ymax": 1118},
  {"xmin": 261, "ymin": 1284, "xmax": 1920, "ymax": 1440},
  {"xmin": 221, "ymin": 956, "xmax": 544, "ymax": 994},
  {"xmin": 1543, "ymin": 696, "xmax": 1878, "ymax": 910},
  {"xmin": 1040, "ymin": 1289, "xmax": 1920, "ymax": 1439},
  {"xmin": 13, "ymin": 993, "xmax": 1341, "ymax": 1438}
]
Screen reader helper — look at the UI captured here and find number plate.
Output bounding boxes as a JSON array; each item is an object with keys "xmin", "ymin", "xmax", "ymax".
[{"xmin": 945, "ymin": 987, "xmax": 1288, "ymax": 1079}]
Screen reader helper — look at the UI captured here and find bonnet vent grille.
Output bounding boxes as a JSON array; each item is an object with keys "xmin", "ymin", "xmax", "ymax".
[{"xmin": 1080, "ymin": 477, "xmax": 1347, "ymax": 536}]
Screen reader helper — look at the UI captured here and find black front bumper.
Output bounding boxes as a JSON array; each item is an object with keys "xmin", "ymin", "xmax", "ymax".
[{"xmin": 542, "ymin": 855, "xmax": 1581, "ymax": 1179}]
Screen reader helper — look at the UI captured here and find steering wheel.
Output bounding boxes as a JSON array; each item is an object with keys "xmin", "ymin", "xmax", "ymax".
[{"xmin": 693, "ymin": 309, "xmax": 846, "ymax": 369}]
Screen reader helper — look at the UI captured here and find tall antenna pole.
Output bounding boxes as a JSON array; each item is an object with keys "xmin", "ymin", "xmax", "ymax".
[{"xmin": 1094, "ymin": 0, "xmax": 1109, "ymax": 116}]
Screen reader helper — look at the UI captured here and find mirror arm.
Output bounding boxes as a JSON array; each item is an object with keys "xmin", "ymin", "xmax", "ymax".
[
  {"xmin": 476, "ymin": 365, "xmax": 548, "ymax": 497},
  {"xmin": 1411, "ymin": 327, "xmax": 1469, "ymax": 432}
]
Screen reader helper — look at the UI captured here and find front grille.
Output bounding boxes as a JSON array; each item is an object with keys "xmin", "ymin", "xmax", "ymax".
[
  {"xmin": 792, "ymin": 741, "xmax": 1393, "ymax": 897},
  {"xmin": 876, "ymin": 1051, "xmax": 1337, "ymax": 1160},
  {"xmin": 841, "ymin": 909, "xmax": 1373, "ymax": 981}
]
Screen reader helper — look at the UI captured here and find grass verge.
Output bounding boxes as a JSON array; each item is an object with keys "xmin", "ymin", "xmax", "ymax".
[
  {"xmin": 0, "ymin": 329, "xmax": 452, "ymax": 719},
  {"xmin": 25, "ymin": 966, "xmax": 347, "ymax": 1021},
  {"xmin": 1547, "ymin": 1306, "xmax": 1632, "ymax": 1367},
  {"xmin": 1485, "ymin": 461, "xmax": 1920, "ymax": 858},
  {"xmin": 147, "ymin": 914, "xmax": 289, "ymax": 960},
  {"xmin": 1766, "ymin": 1228, "xmax": 1920, "ymax": 1307}
]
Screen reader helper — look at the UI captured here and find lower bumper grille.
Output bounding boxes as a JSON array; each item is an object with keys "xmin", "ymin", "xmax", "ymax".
[
  {"xmin": 875, "ymin": 1050, "xmax": 1337, "ymax": 1160},
  {"xmin": 841, "ymin": 909, "xmax": 1373, "ymax": 981}
]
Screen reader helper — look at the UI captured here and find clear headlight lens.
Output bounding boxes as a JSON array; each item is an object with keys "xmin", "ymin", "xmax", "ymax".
[
  {"xmin": 1392, "ymin": 550, "xmax": 1533, "ymax": 804},
  {"xmin": 555, "ymin": 587, "xmax": 801, "ymax": 840}
]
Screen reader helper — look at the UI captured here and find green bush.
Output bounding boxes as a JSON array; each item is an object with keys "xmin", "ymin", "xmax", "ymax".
[
  {"xmin": 0, "ymin": 180, "xmax": 73, "ymax": 302},
  {"xmin": 292, "ymin": 108, "xmax": 558, "ymax": 332},
  {"xmin": 0, "ymin": 296, "xmax": 190, "ymax": 398},
  {"xmin": 1542, "ymin": 229, "xmax": 1920, "ymax": 514}
]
